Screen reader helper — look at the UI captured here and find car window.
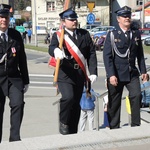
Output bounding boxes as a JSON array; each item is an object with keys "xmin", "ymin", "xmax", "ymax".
[
  {"xmin": 142, "ymin": 30, "xmax": 150, "ymax": 34},
  {"xmin": 140, "ymin": 29, "xmax": 150, "ymax": 35},
  {"xmin": 81, "ymin": 25, "xmax": 100, "ymax": 30},
  {"xmin": 91, "ymin": 26, "xmax": 114, "ymax": 32}
]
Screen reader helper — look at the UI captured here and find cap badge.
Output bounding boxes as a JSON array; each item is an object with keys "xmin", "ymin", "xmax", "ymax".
[
  {"xmin": 0, "ymin": 5, "xmax": 3, "ymax": 10},
  {"xmin": 124, "ymin": 6, "xmax": 128, "ymax": 11}
]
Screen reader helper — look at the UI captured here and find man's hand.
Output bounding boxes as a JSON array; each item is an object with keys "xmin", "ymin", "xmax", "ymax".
[
  {"xmin": 54, "ymin": 48, "xmax": 64, "ymax": 60},
  {"xmin": 89, "ymin": 74, "xmax": 97, "ymax": 84},
  {"xmin": 141, "ymin": 73, "xmax": 148, "ymax": 81},
  {"xmin": 24, "ymin": 84, "xmax": 29, "ymax": 93},
  {"xmin": 110, "ymin": 76, "xmax": 118, "ymax": 86}
]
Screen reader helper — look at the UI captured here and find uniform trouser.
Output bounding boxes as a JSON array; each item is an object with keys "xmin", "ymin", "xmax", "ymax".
[
  {"xmin": 107, "ymin": 76, "xmax": 141, "ymax": 129},
  {"xmin": 0, "ymin": 83, "xmax": 24, "ymax": 142},
  {"xmin": 58, "ymin": 82, "xmax": 84, "ymax": 134},
  {"xmin": 79, "ymin": 109, "xmax": 94, "ymax": 131}
]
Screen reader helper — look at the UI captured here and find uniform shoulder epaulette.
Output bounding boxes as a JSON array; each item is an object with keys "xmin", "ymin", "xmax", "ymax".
[{"xmin": 109, "ymin": 28, "xmax": 116, "ymax": 34}]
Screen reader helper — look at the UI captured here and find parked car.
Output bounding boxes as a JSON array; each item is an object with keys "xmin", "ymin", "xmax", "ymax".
[
  {"xmin": 81, "ymin": 24, "xmax": 100, "ymax": 31},
  {"xmin": 144, "ymin": 22, "xmax": 150, "ymax": 28},
  {"xmin": 144, "ymin": 37, "xmax": 150, "ymax": 46},
  {"xmin": 140, "ymin": 28, "xmax": 150, "ymax": 44},
  {"xmin": 141, "ymin": 34, "xmax": 150, "ymax": 41},
  {"xmin": 139, "ymin": 28, "xmax": 150, "ymax": 36},
  {"xmin": 89, "ymin": 26, "xmax": 115, "ymax": 35},
  {"xmin": 93, "ymin": 31, "xmax": 107, "ymax": 38}
]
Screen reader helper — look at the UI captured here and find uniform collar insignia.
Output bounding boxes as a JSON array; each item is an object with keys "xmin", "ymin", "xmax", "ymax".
[{"xmin": 118, "ymin": 31, "xmax": 121, "ymax": 34}]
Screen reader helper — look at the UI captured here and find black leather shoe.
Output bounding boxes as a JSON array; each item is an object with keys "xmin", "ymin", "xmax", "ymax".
[{"xmin": 59, "ymin": 122, "xmax": 69, "ymax": 135}]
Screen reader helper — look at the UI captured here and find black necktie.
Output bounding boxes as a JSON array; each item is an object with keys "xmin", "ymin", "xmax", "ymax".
[
  {"xmin": 1, "ymin": 33, "xmax": 7, "ymax": 49},
  {"xmin": 72, "ymin": 32, "xmax": 77, "ymax": 45},
  {"xmin": 125, "ymin": 31, "xmax": 130, "ymax": 44},
  {"xmin": 1, "ymin": 33, "xmax": 6, "ymax": 43},
  {"xmin": 73, "ymin": 32, "xmax": 76, "ymax": 40}
]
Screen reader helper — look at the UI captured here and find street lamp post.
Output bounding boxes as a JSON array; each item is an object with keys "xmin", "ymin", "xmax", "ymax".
[
  {"xmin": 34, "ymin": 0, "xmax": 38, "ymax": 47},
  {"xmin": 141, "ymin": 0, "xmax": 145, "ymax": 28}
]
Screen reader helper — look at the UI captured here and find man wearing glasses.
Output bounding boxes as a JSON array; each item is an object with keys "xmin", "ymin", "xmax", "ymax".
[
  {"xmin": 103, "ymin": 6, "xmax": 148, "ymax": 129},
  {"xmin": 49, "ymin": 8, "xmax": 97, "ymax": 135}
]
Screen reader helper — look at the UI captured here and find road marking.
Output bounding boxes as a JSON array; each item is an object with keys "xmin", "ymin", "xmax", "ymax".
[
  {"xmin": 29, "ymin": 74, "xmax": 54, "ymax": 77},
  {"xmin": 30, "ymin": 81, "xmax": 53, "ymax": 84},
  {"xmin": 29, "ymin": 86, "xmax": 56, "ymax": 89}
]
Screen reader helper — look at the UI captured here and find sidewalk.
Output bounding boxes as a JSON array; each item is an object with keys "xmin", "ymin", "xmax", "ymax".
[{"xmin": 0, "ymin": 124, "xmax": 150, "ymax": 150}]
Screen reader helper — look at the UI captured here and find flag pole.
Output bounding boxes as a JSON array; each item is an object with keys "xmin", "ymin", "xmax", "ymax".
[{"xmin": 53, "ymin": 0, "xmax": 70, "ymax": 86}]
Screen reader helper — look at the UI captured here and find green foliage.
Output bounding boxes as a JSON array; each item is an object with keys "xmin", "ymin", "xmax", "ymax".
[
  {"xmin": 15, "ymin": 18, "xmax": 26, "ymax": 26},
  {"xmin": 24, "ymin": 44, "xmax": 150, "ymax": 55},
  {"xmin": 18, "ymin": 0, "xmax": 25, "ymax": 10},
  {"xmin": 25, "ymin": 44, "xmax": 48, "ymax": 52},
  {"xmin": 143, "ymin": 45, "xmax": 150, "ymax": 54},
  {"xmin": 14, "ymin": 0, "xmax": 31, "ymax": 10}
]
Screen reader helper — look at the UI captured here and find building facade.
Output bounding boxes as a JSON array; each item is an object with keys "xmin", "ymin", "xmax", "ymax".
[
  {"xmin": 31, "ymin": 0, "xmax": 110, "ymax": 34},
  {"xmin": 31, "ymin": 0, "xmax": 150, "ymax": 34},
  {"xmin": 0, "ymin": 0, "xmax": 8, "ymax": 4}
]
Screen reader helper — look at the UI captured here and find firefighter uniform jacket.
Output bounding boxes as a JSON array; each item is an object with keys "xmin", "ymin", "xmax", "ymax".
[
  {"xmin": 49, "ymin": 29, "xmax": 97, "ymax": 84},
  {"xmin": 0, "ymin": 28, "xmax": 29, "ymax": 95},
  {"xmin": 103, "ymin": 27, "xmax": 147, "ymax": 82}
]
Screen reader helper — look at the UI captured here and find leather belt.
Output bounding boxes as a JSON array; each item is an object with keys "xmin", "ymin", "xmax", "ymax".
[
  {"xmin": 74, "ymin": 64, "xmax": 79, "ymax": 69},
  {"xmin": 65, "ymin": 59, "xmax": 80, "ymax": 70}
]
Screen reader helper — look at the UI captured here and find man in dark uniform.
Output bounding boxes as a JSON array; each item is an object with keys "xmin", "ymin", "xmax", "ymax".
[
  {"xmin": 103, "ymin": 6, "xmax": 148, "ymax": 129},
  {"xmin": 49, "ymin": 8, "xmax": 97, "ymax": 135},
  {"xmin": 0, "ymin": 4, "xmax": 29, "ymax": 142}
]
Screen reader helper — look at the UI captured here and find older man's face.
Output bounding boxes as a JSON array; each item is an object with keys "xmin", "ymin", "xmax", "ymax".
[
  {"xmin": 117, "ymin": 15, "xmax": 131, "ymax": 29},
  {"xmin": 0, "ymin": 15, "xmax": 10, "ymax": 32}
]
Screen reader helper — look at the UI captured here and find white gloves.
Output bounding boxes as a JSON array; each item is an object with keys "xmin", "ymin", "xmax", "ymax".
[
  {"xmin": 54, "ymin": 48, "xmax": 64, "ymax": 60},
  {"xmin": 89, "ymin": 75, "xmax": 97, "ymax": 84},
  {"xmin": 24, "ymin": 84, "xmax": 29, "ymax": 93}
]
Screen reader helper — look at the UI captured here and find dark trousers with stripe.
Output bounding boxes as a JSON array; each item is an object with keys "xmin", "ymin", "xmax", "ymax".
[
  {"xmin": 0, "ymin": 83, "xmax": 24, "ymax": 142},
  {"xmin": 107, "ymin": 76, "xmax": 141, "ymax": 129},
  {"xmin": 58, "ymin": 81, "xmax": 84, "ymax": 134}
]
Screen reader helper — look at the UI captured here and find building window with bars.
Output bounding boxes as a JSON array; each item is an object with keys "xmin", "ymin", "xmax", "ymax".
[{"xmin": 47, "ymin": 1, "xmax": 55, "ymax": 11}]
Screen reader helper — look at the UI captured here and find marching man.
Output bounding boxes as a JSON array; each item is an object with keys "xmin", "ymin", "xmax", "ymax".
[{"xmin": 49, "ymin": 8, "xmax": 97, "ymax": 135}]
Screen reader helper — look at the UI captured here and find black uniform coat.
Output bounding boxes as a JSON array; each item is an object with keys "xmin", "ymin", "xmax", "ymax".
[
  {"xmin": 49, "ymin": 28, "xmax": 97, "ymax": 83},
  {"xmin": 103, "ymin": 27, "xmax": 147, "ymax": 82},
  {"xmin": 0, "ymin": 28, "xmax": 29, "ymax": 95}
]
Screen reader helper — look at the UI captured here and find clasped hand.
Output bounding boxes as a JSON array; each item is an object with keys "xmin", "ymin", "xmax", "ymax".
[
  {"xmin": 89, "ymin": 74, "xmax": 97, "ymax": 84},
  {"xmin": 54, "ymin": 48, "xmax": 65, "ymax": 60}
]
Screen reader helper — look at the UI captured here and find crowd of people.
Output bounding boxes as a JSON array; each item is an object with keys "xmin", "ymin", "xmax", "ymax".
[
  {"xmin": 0, "ymin": 2, "xmax": 150, "ymax": 143},
  {"xmin": 92, "ymin": 35, "xmax": 105, "ymax": 51}
]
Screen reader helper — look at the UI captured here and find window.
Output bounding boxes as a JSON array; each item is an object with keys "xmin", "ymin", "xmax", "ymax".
[
  {"xmin": 136, "ymin": 0, "xmax": 142, "ymax": 6},
  {"xmin": 47, "ymin": 1, "xmax": 55, "ymax": 12}
]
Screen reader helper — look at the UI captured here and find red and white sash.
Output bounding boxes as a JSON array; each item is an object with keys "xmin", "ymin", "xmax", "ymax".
[{"xmin": 56, "ymin": 31, "xmax": 90, "ymax": 82}]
